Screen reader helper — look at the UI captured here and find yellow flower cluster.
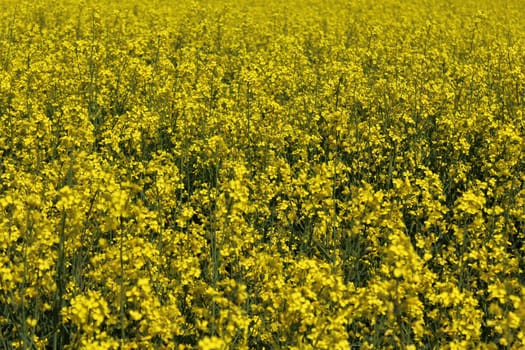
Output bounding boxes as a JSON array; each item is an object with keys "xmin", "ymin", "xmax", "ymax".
[{"xmin": 1, "ymin": 0, "xmax": 525, "ymax": 348}]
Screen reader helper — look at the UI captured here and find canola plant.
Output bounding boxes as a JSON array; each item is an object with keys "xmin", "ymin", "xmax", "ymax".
[{"xmin": 0, "ymin": 0, "xmax": 524, "ymax": 348}]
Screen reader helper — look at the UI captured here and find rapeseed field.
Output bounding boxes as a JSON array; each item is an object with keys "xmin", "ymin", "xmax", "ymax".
[{"xmin": 1, "ymin": 0, "xmax": 524, "ymax": 348}]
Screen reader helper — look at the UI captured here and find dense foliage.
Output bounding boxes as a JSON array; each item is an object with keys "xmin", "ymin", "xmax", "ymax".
[{"xmin": 1, "ymin": 0, "xmax": 524, "ymax": 348}]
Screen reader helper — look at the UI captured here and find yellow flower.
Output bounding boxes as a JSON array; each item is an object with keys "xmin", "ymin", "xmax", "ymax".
[
  {"xmin": 129, "ymin": 310, "xmax": 142, "ymax": 321},
  {"xmin": 198, "ymin": 336, "xmax": 226, "ymax": 350}
]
